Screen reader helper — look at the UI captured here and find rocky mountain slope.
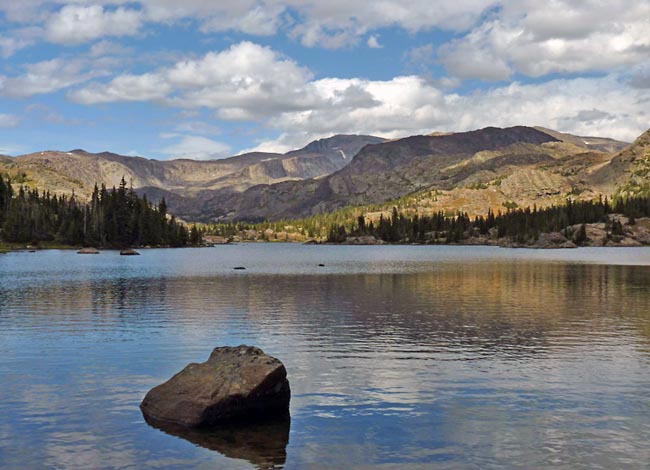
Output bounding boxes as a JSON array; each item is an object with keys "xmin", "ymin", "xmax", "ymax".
[
  {"xmin": 591, "ymin": 128, "xmax": 650, "ymax": 197},
  {"xmin": 2, "ymin": 126, "xmax": 645, "ymax": 224},
  {"xmin": 182, "ymin": 126, "xmax": 635, "ymax": 222},
  {"xmin": 0, "ymin": 134, "xmax": 383, "ymax": 200}
]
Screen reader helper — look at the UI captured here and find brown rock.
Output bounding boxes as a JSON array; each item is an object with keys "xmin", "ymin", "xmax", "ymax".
[
  {"xmin": 343, "ymin": 235, "xmax": 386, "ymax": 245},
  {"xmin": 140, "ymin": 346, "xmax": 290, "ymax": 428},
  {"xmin": 77, "ymin": 247, "xmax": 99, "ymax": 254},
  {"xmin": 120, "ymin": 249, "xmax": 140, "ymax": 256},
  {"xmin": 534, "ymin": 232, "xmax": 577, "ymax": 249}
]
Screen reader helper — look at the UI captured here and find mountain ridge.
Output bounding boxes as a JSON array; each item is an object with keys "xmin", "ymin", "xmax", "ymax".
[{"xmin": 1, "ymin": 126, "xmax": 643, "ymax": 224}]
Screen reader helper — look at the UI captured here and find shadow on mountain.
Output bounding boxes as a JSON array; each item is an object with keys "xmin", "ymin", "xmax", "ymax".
[{"xmin": 144, "ymin": 413, "xmax": 290, "ymax": 469}]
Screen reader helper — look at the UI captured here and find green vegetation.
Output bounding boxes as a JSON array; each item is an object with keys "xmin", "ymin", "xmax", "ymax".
[
  {"xmin": 0, "ymin": 174, "xmax": 201, "ymax": 248},
  {"xmin": 326, "ymin": 195, "xmax": 650, "ymax": 245}
]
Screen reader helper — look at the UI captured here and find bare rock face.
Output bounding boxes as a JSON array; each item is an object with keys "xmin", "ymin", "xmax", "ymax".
[
  {"xmin": 140, "ymin": 346, "xmax": 290, "ymax": 428},
  {"xmin": 534, "ymin": 232, "xmax": 577, "ymax": 249}
]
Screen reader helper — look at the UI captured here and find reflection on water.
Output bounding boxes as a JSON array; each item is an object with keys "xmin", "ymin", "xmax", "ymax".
[
  {"xmin": 143, "ymin": 415, "xmax": 290, "ymax": 470},
  {"xmin": 1, "ymin": 245, "xmax": 650, "ymax": 469}
]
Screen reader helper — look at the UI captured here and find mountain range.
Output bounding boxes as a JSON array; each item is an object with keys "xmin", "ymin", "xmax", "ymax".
[{"xmin": 1, "ymin": 125, "xmax": 648, "ymax": 223}]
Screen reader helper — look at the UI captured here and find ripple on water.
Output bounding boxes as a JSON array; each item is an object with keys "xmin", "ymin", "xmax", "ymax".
[{"xmin": 1, "ymin": 246, "xmax": 650, "ymax": 469}]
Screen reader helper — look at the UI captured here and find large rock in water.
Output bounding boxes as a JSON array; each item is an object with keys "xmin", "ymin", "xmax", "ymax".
[{"xmin": 140, "ymin": 346, "xmax": 290, "ymax": 428}]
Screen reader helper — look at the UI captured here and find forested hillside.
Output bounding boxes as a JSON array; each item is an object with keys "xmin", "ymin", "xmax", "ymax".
[{"xmin": 0, "ymin": 175, "xmax": 200, "ymax": 248}]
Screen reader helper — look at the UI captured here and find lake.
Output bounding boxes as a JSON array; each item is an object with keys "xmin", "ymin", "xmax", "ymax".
[{"xmin": 1, "ymin": 244, "xmax": 650, "ymax": 469}]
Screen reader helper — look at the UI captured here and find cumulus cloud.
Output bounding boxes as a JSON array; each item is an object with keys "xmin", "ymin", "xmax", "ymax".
[
  {"xmin": 71, "ymin": 41, "xmax": 319, "ymax": 118},
  {"xmin": 253, "ymin": 74, "xmax": 648, "ymax": 148},
  {"xmin": 2, "ymin": 0, "xmax": 497, "ymax": 49},
  {"xmin": 68, "ymin": 40, "xmax": 649, "ymax": 147},
  {"xmin": 439, "ymin": 0, "xmax": 650, "ymax": 79},
  {"xmin": 159, "ymin": 134, "xmax": 232, "ymax": 160},
  {"xmin": 45, "ymin": 5, "xmax": 143, "ymax": 44},
  {"xmin": 72, "ymin": 73, "xmax": 172, "ymax": 103}
]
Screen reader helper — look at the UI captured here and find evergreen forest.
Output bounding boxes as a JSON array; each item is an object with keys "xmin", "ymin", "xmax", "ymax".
[{"xmin": 0, "ymin": 175, "xmax": 201, "ymax": 248}]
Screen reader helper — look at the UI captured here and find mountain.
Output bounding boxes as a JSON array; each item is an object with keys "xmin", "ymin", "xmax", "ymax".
[
  {"xmin": 0, "ymin": 134, "xmax": 384, "ymax": 201},
  {"xmin": 533, "ymin": 127, "xmax": 629, "ymax": 153},
  {"xmin": 590, "ymin": 128, "xmax": 650, "ymax": 197},
  {"xmin": 180, "ymin": 126, "xmax": 631, "ymax": 222},
  {"xmin": 2, "ymin": 126, "xmax": 642, "ymax": 224}
]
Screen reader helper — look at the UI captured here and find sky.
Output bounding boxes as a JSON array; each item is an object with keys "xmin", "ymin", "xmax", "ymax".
[{"xmin": 0, "ymin": 0, "xmax": 648, "ymax": 160}]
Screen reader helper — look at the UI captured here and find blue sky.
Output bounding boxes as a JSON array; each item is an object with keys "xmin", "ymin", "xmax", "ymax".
[{"xmin": 0, "ymin": 1, "xmax": 648, "ymax": 159}]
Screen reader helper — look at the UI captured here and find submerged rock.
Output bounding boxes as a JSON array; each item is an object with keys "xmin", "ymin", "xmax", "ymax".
[
  {"xmin": 120, "ymin": 249, "xmax": 140, "ymax": 256},
  {"xmin": 77, "ymin": 247, "xmax": 100, "ymax": 254},
  {"xmin": 140, "ymin": 345, "xmax": 290, "ymax": 428}
]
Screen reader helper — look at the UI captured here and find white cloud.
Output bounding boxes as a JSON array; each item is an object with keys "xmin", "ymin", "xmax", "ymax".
[
  {"xmin": 159, "ymin": 134, "xmax": 231, "ymax": 160},
  {"xmin": 253, "ymin": 74, "xmax": 648, "ymax": 149},
  {"xmin": 199, "ymin": 5, "xmax": 284, "ymax": 36},
  {"xmin": 45, "ymin": 5, "xmax": 143, "ymax": 45},
  {"xmin": 439, "ymin": 0, "xmax": 650, "ymax": 80},
  {"xmin": 0, "ymin": 113, "xmax": 20, "ymax": 127},
  {"xmin": 71, "ymin": 41, "xmax": 320, "ymax": 118},
  {"xmin": 68, "ymin": 40, "xmax": 649, "ymax": 148},
  {"xmin": 88, "ymin": 40, "xmax": 134, "ymax": 58},
  {"xmin": 367, "ymin": 35, "xmax": 383, "ymax": 49},
  {"xmin": 2, "ymin": 0, "xmax": 497, "ymax": 49},
  {"xmin": 0, "ymin": 58, "xmax": 106, "ymax": 98},
  {"xmin": 72, "ymin": 73, "xmax": 172, "ymax": 103}
]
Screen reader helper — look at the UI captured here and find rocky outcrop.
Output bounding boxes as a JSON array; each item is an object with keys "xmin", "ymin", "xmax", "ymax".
[
  {"xmin": 77, "ymin": 247, "xmax": 99, "ymax": 254},
  {"xmin": 566, "ymin": 216, "xmax": 650, "ymax": 247},
  {"xmin": 343, "ymin": 235, "xmax": 386, "ymax": 245},
  {"xmin": 533, "ymin": 232, "xmax": 577, "ymax": 249},
  {"xmin": 140, "ymin": 346, "xmax": 290, "ymax": 428}
]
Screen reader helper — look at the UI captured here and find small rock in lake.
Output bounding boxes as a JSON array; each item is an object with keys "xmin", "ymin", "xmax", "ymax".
[
  {"xmin": 120, "ymin": 249, "xmax": 140, "ymax": 256},
  {"xmin": 140, "ymin": 345, "xmax": 290, "ymax": 428},
  {"xmin": 77, "ymin": 247, "xmax": 100, "ymax": 254},
  {"xmin": 318, "ymin": 264, "xmax": 325, "ymax": 267},
  {"xmin": 233, "ymin": 266, "xmax": 246, "ymax": 270}
]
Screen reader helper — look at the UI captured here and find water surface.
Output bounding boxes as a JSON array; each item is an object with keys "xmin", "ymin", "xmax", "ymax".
[{"xmin": 1, "ymin": 245, "xmax": 650, "ymax": 469}]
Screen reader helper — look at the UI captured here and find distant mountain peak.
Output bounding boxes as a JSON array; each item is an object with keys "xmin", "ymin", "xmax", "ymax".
[{"xmin": 295, "ymin": 134, "xmax": 385, "ymax": 154}]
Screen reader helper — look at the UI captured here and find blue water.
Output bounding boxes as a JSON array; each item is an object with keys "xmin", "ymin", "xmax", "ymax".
[{"xmin": 1, "ymin": 245, "xmax": 650, "ymax": 469}]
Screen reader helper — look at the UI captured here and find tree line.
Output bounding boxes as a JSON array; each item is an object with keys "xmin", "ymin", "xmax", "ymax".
[
  {"xmin": 0, "ymin": 175, "xmax": 202, "ymax": 248},
  {"xmin": 328, "ymin": 196, "xmax": 650, "ymax": 244}
]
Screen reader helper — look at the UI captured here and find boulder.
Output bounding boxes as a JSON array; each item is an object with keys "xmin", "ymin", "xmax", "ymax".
[
  {"xmin": 343, "ymin": 235, "xmax": 386, "ymax": 245},
  {"xmin": 120, "ymin": 249, "xmax": 140, "ymax": 256},
  {"xmin": 77, "ymin": 247, "xmax": 99, "ymax": 254},
  {"xmin": 533, "ymin": 232, "xmax": 577, "ymax": 249},
  {"xmin": 140, "ymin": 346, "xmax": 290, "ymax": 428}
]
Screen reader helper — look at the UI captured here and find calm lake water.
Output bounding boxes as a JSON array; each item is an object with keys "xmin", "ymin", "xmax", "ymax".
[{"xmin": 1, "ymin": 244, "xmax": 650, "ymax": 469}]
